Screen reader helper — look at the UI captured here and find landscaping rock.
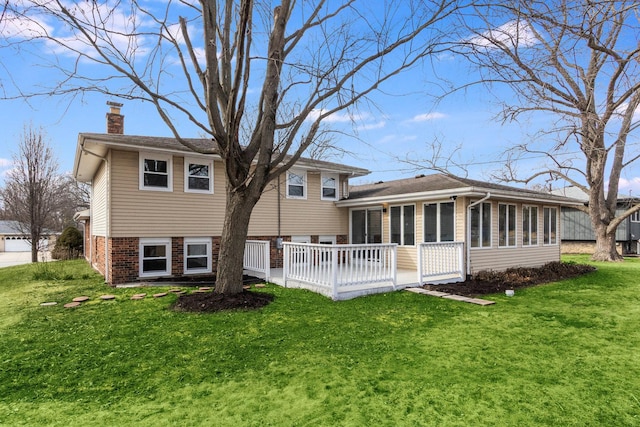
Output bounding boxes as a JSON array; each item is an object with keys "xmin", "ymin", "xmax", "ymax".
[
  {"xmin": 40, "ymin": 302, "xmax": 58, "ymax": 306},
  {"xmin": 72, "ymin": 296, "xmax": 90, "ymax": 302},
  {"xmin": 100, "ymin": 295, "xmax": 116, "ymax": 300},
  {"xmin": 153, "ymin": 292, "xmax": 168, "ymax": 298},
  {"xmin": 64, "ymin": 302, "xmax": 81, "ymax": 308}
]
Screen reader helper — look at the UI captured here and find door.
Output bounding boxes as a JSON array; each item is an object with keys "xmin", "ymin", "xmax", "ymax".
[{"xmin": 351, "ymin": 209, "xmax": 382, "ymax": 244}]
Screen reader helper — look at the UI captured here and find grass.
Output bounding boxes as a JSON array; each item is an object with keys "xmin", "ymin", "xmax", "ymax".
[{"xmin": 1, "ymin": 256, "xmax": 640, "ymax": 426}]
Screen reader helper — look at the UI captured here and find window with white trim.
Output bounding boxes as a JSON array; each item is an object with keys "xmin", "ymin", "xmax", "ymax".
[
  {"xmin": 390, "ymin": 204, "xmax": 415, "ymax": 246},
  {"xmin": 321, "ymin": 173, "xmax": 339, "ymax": 200},
  {"xmin": 286, "ymin": 170, "xmax": 306, "ymax": 199},
  {"xmin": 139, "ymin": 238, "xmax": 171, "ymax": 277},
  {"xmin": 543, "ymin": 207, "xmax": 558, "ymax": 245},
  {"xmin": 499, "ymin": 203, "xmax": 517, "ymax": 247},
  {"xmin": 470, "ymin": 202, "xmax": 491, "ymax": 248},
  {"xmin": 424, "ymin": 202, "xmax": 455, "ymax": 242},
  {"xmin": 522, "ymin": 206, "xmax": 538, "ymax": 246},
  {"xmin": 631, "ymin": 211, "xmax": 640, "ymax": 223},
  {"xmin": 184, "ymin": 237, "xmax": 212, "ymax": 274},
  {"xmin": 184, "ymin": 158, "xmax": 213, "ymax": 194},
  {"xmin": 140, "ymin": 153, "xmax": 172, "ymax": 191}
]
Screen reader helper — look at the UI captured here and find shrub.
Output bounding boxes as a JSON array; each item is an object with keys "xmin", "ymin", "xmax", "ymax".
[{"xmin": 52, "ymin": 226, "xmax": 83, "ymax": 260}]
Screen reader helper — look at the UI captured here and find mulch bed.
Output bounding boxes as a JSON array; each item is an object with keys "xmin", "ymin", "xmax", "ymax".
[
  {"xmin": 424, "ymin": 261, "xmax": 596, "ymax": 297},
  {"xmin": 172, "ymin": 290, "xmax": 274, "ymax": 313}
]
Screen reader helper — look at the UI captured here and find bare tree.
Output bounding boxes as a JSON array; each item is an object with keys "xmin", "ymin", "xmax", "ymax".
[
  {"xmin": 2, "ymin": 0, "xmax": 458, "ymax": 293},
  {"xmin": 0, "ymin": 125, "xmax": 60, "ymax": 262},
  {"xmin": 48, "ymin": 174, "xmax": 90, "ymax": 232},
  {"xmin": 454, "ymin": 0, "xmax": 640, "ymax": 261}
]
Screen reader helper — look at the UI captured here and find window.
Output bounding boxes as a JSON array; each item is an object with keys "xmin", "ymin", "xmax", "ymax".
[
  {"xmin": 543, "ymin": 207, "xmax": 558, "ymax": 245},
  {"xmin": 522, "ymin": 206, "xmax": 538, "ymax": 246},
  {"xmin": 184, "ymin": 158, "xmax": 213, "ymax": 194},
  {"xmin": 321, "ymin": 173, "xmax": 339, "ymax": 200},
  {"xmin": 390, "ymin": 204, "xmax": 415, "ymax": 246},
  {"xmin": 184, "ymin": 237, "xmax": 212, "ymax": 274},
  {"xmin": 139, "ymin": 238, "xmax": 171, "ymax": 277},
  {"xmin": 424, "ymin": 202, "xmax": 455, "ymax": 242},
  {"xmin": 470, "ymin": 202, "xmax": 491, "ymax": 248},
  {"xmin": 140, "ymin": 153, "xmax": 172, "ymax": 191},
  {"xmin": 286, "ymin": 170, "xmax": 306, "ymax": 199},
  {"xmin": 499, "ymin": 203, "xmax": 517, "ymax": 247},
  {"xmin": 631, "ymin": 211, "xmax": 640, "ymax": 223}
]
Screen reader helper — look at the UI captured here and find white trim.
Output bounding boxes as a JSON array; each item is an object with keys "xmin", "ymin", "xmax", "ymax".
[
  {"xmin": 286, "ymin": 169, "xmax": 307, "ymax": 199},
  {"xmin": 498, "ymin": 202, "xmax": 518, "ymax": 248},
  {"xmin": 389, "ymin": 203, "xmax": 416, "ymax": 246},
  {"xmin": 291, "ymin": 235, "xmax": 311, "ymax": 243},
  {"xmin": 184, "ymin": 237, "xmax": 212, "ymax": 274},
  {"xmin": 184, "ymin": 157, "xmax": 214, "ymax": 194},
  {"xmin": 318, "ymin": 235, "xmax": 337, "ymax": 244},
  {"xmin": 139, "ymin": 152, "xmax": 173, "ymax": 192},
  {"xmin": 321, "ymin": 173, "xmax": 339, "ymax": 201},
  {"xmin": 139, "ymin": 238, "xmax": 172, "ymax": 277}
]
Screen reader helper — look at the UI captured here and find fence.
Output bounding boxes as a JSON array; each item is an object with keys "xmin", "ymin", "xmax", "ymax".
[
  {"xmin": 243, "ymin": 240, "xmax": 271, "ymax": 281},
  {"xmin": 282, "ymin": 242, "xmax": 397, "ymax": 300},
  {"xmin": 417, "ymin": 241, "xmax": 465, "ymax": 284}
]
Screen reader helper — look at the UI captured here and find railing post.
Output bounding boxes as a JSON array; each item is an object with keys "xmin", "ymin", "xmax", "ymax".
[
  {"xmin": 331, "ymin": 246, "xmax": 339, "ymax": 300},
  {"xmin": 283, "ymin": 243, "xmax": 289, "ymax": 287},
  {"xmin": 391, "ymin": 244, "xmax": 397, "ymax": 290},
  {"xmin": 417, "ymin": 243, "xmax": 423, "ymax": 285}
]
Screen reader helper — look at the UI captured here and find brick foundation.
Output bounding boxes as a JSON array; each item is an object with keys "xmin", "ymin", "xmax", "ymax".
[{"xmin": 97, "ymin": 234, "xmax": 349, "ymax": 285}]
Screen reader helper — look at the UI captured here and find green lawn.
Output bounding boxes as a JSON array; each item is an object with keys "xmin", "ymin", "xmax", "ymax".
[{"xmin": 1, "ymin": 256, "xmax": 639, "ymax": 426}]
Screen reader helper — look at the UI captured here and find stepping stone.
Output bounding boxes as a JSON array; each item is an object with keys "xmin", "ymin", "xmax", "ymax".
[
  {"xmin": 72, "ymin": 296, "xmax": 90, "ymax": 302},
  {"xmin": 169, "ymin": 289, "xmax": 183, "ymax": 293},
  {"xmin": 467, "ymin": 298, "xmax": 496, "ymax": 306},
  {"xmin": 130, "ymin": 295, "xmax": 145, "ymax": 300},
  {"xmin": 406, "ymin": 288, "xmax": 428, "ymax": 294},
  {"xmin": 100, "ymin": 295, "xmax": 116, "ymax": 300},
  {"xmin": 199, "ymin": 287, "xmax": 212, "ymax": 291},
  {"xmin": 254, "ymin": 284, "xmax": 266, "ymax": 288},
  {"xmin": 40, "ymin": 302, "xmax": 58, "ymax": 306},
  {"xmin": 243, "ymin": 285, "xmax": 251, "ymax": 290},
  {"xmin": 423, "ymin": 290, "xmax": 450, "ymax": 297},
  {"xmin": 153, "ymin": 292, "xmax": 168, "ymax": 298},
  {"xmin": 442, "ymin": 294, "xmax": 471, "ymax": 302},
  {"xmin": 64, "ymin": 302, "xmax": 81, "ymax": 308},
  {"xmin": 193, "ymin": 289, "xmax": 209, "ymax": 293}
]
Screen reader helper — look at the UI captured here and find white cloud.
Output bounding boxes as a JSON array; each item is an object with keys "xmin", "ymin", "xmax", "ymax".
[
  {"xmin": 357, "ymin": 121, "xmax": 386, "ymax": 131},
  {"xmin": 468, "ymin": 20, "xmax": 538, "ymax": 49},
  {"xmin": 0, "ymin": 158, "xmax": 12, "ymax": 168},
  {"xmin": 307, "ymin": 109, "xmax": 370, "ymax": 123},
  {"xmin": 377, "ymin": 134, "xmax": 417, "ymax": 144},
  {"xmin": 406, "ymin": 112, "xmax": 447, "ymax": 123},
  {"xmin": 617, "ymin": 177, "xmax": 640, "ymax": 196}
]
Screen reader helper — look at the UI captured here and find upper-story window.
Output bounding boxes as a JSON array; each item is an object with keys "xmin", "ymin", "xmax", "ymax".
[
  {"xmin": 498, "ymin": 203, "xmax": 517, "ymax": 247},
  {"xmin": 287, "ymin": 170, "xmax": 306, "ymax": 199},
  {"xmin": 631, "ymin": 211, "xmax": 640, "ymax": 223},
  {"xmin": 184, "ymin": 158, "xmax": 214, "ymax": 194},
  {"xmin": 470, "ymin": 201, "xmax": 491, "ymax": 248},
  {"xmin": 321, "ymin": 173, "xmax": 339, "ymax": 200},
  {"xmin": 140, "ymin": 152, "xmax": 173, "ymax": 191}
]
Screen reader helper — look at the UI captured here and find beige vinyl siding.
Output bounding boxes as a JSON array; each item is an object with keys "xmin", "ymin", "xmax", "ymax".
[
  {"xmin": 110, "ymin": 150, "xmax": 224, "ymax": 237},
  {"xmin": 91, "ymin": 160, "xmax": 108, "ymax": 237},
  {"xmin": 108, "ymin": 149, "xmax": 348, "ymax": 238},
  {"xmin": 467, "ymin": 199, "xmax": 561, "ymax": 274},
  {"xmin": 249, "ymin": 173, "xmax": 349, "ymax": 236}
]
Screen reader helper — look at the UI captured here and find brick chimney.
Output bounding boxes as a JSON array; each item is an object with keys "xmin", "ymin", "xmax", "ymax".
[{"xmin": 106, "ymin": 101, "xmax": 124, "ymax": 134}]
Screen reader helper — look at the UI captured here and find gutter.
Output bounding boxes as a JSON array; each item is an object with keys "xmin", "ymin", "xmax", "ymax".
[{"xmin": 466, "ymin": 192, "xmax": 491, "ymax": 277}]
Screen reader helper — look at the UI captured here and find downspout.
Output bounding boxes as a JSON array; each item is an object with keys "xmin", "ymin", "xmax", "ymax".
[
  {"xmin": 80, "ymin": 144, "xmax": 110, "ymax": 283},
  {"xmin": 466, "ymin": 192, "xmax": 491, "ymax": 277}
]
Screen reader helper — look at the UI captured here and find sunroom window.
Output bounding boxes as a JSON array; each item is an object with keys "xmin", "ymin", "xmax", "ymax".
[{"xmin": 390, "ymin": 204, "xmax": 415, "ymax": 246}]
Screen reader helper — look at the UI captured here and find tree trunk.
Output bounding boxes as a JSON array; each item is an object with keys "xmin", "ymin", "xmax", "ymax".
[
  {"xmin": 31, "ymin": 232, "xmax": 39, "ymax": 263},
  {"xmin": 214, "ymin": 189, "xmax": 261, "ymax": 294},
  {"xmin": 591, "ymin": 224, "xmax": 623, "ymax": 262}
]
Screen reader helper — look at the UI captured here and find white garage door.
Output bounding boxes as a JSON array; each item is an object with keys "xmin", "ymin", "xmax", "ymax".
[{"xmin": 5, "ymin": 236, "xmax": 33, "ymax": 252}]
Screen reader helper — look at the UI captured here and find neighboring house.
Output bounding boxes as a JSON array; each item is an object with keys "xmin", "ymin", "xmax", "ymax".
[
  {"xmin": 551, "ymin": 186, "xmax": 640, "ymax": 255},
  {"xmin": 0, "ymin": 220, "xmax": 54, "ymax": 252},
  {"xmin": 73, "ymin": 104, "xmax": 582, "ymax": 293}
]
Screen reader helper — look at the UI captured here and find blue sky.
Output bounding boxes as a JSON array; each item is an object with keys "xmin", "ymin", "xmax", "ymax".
[{"xmin": 1, "ymin": 1, "xmax": 640, "ymax": 195}]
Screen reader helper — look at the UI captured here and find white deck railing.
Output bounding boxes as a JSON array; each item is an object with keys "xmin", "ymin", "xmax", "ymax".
[
  {"xmin": 417, "ymin": 241, "xmax": 465, "ymax": 284},
  {"xmin": 283, "ymin": 242, "xmax": 397, "ymax": 300},
  {"xmin": 243, "ymin": 240, "xmax": 271, "ymax": 281}
]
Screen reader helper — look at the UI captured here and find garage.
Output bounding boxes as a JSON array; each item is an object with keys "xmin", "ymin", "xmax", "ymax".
[{"xmin": 4, "ymin": 236, "xmax": 38, "ymax": 252}]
